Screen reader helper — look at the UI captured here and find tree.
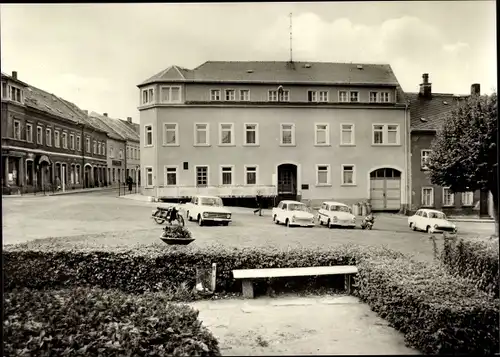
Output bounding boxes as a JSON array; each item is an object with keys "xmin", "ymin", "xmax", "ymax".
[{"xmin": 428, "ymin": 92, "xmax": 498, "ymax": 236}]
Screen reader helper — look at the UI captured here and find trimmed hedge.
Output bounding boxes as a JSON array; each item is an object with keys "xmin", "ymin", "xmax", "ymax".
[
  {"xmin": 3, "ymin": 287, "xmax": 220, "ymax": 356},
  {"xmin": 355, "ymin": 255, "xmax": 499, "ymax": 355},
  {"xmin": 439, "ymin": 236, "xmax": 499, "ymax": 297},
  {"xmin": 3, "ymin": 242, "xmax": 499, "ymax": 354}
]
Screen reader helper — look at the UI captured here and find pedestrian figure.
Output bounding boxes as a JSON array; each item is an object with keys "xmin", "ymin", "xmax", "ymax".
[
  {"xmin": 253, "ymin": 193, "xmax": 263, "ymax": 216},
  {"xmin": 126, "ymin": 176, "xmax": 133, "ymax": 193}
]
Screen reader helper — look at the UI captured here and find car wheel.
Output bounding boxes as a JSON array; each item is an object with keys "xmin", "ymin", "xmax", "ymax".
[
  {"xmin": 411, "ymin": 223, "xmax": 417, "ymax": 231},
  {"xmin": 198, "ymin": 215, "xmax": 204, "ymax": 226},
  {"xmin": 274, "ymin": 215, "xmax": 279, "ymax": 224}
]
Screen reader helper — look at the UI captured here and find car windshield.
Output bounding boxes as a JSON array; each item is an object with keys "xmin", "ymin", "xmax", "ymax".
[
  {"xmin": 200, "ymin": 197, "xmax": 223, "ymax": 206},
  {"xmin": 428, "ymin": 212, "xmax": 446, "ymax": 219},
  {"xmin": 288, "ymin": 204, "xmax": 308, "ymax": 212},
  {"xmin": 330, "ymin": 205, "xmax": 350, "ymax": 212}
]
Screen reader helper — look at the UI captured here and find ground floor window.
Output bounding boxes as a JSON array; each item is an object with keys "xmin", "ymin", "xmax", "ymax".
[
  {"xmin": 221, "ymin": 166, "xmax": 233, "ymax": 185},
  {"xmin": 316, "ymin": 165, "xmax": 330, "ymax": 185},
  {"xmin": 26, "ymin": 160, "xmax": 34, "ymax": 186},
  {"xmin": 461, "ymin": 191, "xmax": 474, "ymax": 206},
  {"xmin": 196, "ymin": 166, "xmax": 208, "ymax": 187},
  {"xmin": 442, "ymin": 187, "xmax": 455, "ymax": 206},
  {"xmin": 70, "ymin": 165, "xmax": 75, "ymax": 184},
  {"xmin": 145, "ymin": 167, "xmax": 153, "ymax": 187},
  {"xmin": 75, "ymin": 165, "xmax": 80, "ymax": 184},
  {"xmin": 341, "ymin": 165, "xmax": 355, "ymax": 185},
  {"xmin": 421, "ymin": 187, "xmax": 434, "ymax": 206},
  {"xmin": 245, "ymin": 166, "xmax": 257, "ymax": 185},
  {"xmin": 165, "ymin": 166, "xmax": 177, "ymax": 186}
]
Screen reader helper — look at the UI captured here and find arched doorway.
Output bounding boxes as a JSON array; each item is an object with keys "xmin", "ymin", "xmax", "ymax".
[
  {"xmin": 84, "ymin": 164, "xmax": 92, "ymax": 188},
  {"xmin": 369, "ymin": 168, "xmax": 402, "ymax": 211},
  {"xmin": 277, "ymin": 163, "xmax": 298, "ymax": 202}
]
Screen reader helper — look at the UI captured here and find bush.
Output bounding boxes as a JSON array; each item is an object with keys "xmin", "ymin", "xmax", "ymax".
[
  {"xmin": 355, "ymin": 255, "xmax": 499, "ymax": 355},
  {"xmin": 162, "ymin": 226, "xmax": 192, "ymax": 239},
  {"xmin": 438, "ymin": 236, "xmax": 499, "ymax": 297},
  {"xmin": 3, "ymin": 287, "xmax": 220, "ymax": 356}
]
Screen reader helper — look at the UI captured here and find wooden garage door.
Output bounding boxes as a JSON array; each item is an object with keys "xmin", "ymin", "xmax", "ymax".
[{"xmin": 370, "ymin": 168, "xmax": 401, "ymax": 211}]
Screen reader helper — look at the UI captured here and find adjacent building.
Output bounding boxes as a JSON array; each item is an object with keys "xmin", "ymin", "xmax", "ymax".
[
  {"xmin": 408, "ymin": 74, "xmax": 492, "ymax": 217},
  {"xmin": 137, "ymin": 61, "xmax": 411, "ymax": 211},
  {"xmin": 1, "ymin": 71, "xmax": 108, "ymax": 194},
  {"xmin": 119, "ymin": 117, "xmax": 141, "ymax": 184}
]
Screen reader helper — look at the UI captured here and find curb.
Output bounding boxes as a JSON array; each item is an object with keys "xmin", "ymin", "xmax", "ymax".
[
  {"xmin": 3, "ymin": 187, "xmax": 117, "ymax": 198},
  {"xmin": 448, "ymin": 218, "xmax": 495, "ymax": 223}
]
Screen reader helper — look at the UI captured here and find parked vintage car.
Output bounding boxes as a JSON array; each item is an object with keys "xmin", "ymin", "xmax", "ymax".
[
  {"xmin": 317, "ymin": 201, "xmax": 356, "ymax": 229},
  {"xmin": 185, "ymin": 195, "xmax": 232, "ymax": 226},
  {"xmin": 408, "ymin": 208, "xmax": 457, "ymax": 234},
  {"xmin": 272, "ymin": 200, "xmax": 315, "ymax": 227}
]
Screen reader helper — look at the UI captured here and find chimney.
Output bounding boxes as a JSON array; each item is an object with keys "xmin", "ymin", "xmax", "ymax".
[
  {"xmin": 12, "ymin": 71, "xmax": 17, "ymax": 80},
  {"xmin": 419, "ymin": 73, "xmax": 432, "ymax": 98},
  {"xmin": 127, "ymin": 117, "xmax": 132, "ymax": 123},
  {"xmin": 471, "ymin": 83, "xmax": 481, "ymax": 96},
  {"xmin": 103, "ymin": 113, "xmax": 108, "ymax": 117}
]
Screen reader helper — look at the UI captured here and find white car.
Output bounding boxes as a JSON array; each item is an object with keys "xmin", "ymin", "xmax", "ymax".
[
  {"xmin": 272, "ymin": 200, "xmax": 315, "ymax": 227},
  {"xmin": 185, "ymin": 195, "xmax": 232, "ymax": 226},
  {"xmin": 318, "ymin": 201, "xmax": 356, "ymax": 229},
  {"xmin": 408, "ymin": 208, "xmax": 457, "ymax": 234}
]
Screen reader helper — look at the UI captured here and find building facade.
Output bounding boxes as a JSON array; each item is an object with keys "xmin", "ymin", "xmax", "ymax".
[
  {"xmin": 122, "ymin": 117, "xmax": 141, "ymax": 185},
  {"xmin": 137, "ymin": 61, "xmax": 410, "ymax": 211},
  {"xmin": 1, "ymin": 71, "xmax": 107, "ymax": 194},
  {"xmin": 408, "ymin": 74, "xmax": 492, "ymax": 217}
]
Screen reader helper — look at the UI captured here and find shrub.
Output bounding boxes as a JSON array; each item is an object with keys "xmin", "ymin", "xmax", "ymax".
[
  {"xmin": 355, "ymin": 255, "xmax": 499, "ymax": 355},
  {"xmin": 439, "ymin": 235, "xmax": 499, "ymax": 297},
  {"xmin": 3, "ymin": 287, "xmax": 220, "ymax": 356},
  {"xmin": 162, "ymin": 226, "xmax": 192, "ymax": 239}
]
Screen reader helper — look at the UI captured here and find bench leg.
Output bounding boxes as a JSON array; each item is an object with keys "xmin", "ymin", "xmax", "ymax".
[
  {"xmin": 242, "ymin": 279, "xmax": 254, "ymax": 299},
  {"xmin": 344, "ymin": 274, "xmax": 352, "ymax": 295}
]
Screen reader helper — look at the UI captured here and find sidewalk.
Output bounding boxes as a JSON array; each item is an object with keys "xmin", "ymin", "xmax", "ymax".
[{"xmin": 2, "ymin": 186, "xmax": 116, "ymax": 198}]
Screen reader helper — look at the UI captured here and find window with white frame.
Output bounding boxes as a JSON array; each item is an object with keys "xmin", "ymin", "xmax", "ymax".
[
  {"xmin": 160, "ymin": 86, "xmax": 181, "ymax": 103},
  {"xmin": 461, "ymin": 191, "xmax": 474, "ymax": 206},
  {"xmin": 280, "ymin": 123, "xmax": 295, "ymax": 145},
  {"xmin": 97, "ymin": 142, "xmax": 101, "ymax": 154},
  {"xmin": 86, "ymin": 137, "xmax": 90, "ymax": 152},
  {"xmin": 340, "ymin": 124, "xmax": 354, "ymax": 145},
  {"xmin": 75, "ymin": 165, "xmax": 80, "ymax": 184},
  {"xmin": 268, "ymin": 90, "xmax": 278, "ymax": 102},
  {"xmin": 195, "ymin": 123, "xmax": 209, "ymax": 145},
  {"xmin": 1, "ymin": 82, "xmax": 7, "ymax": 99},
  {"xmin": 164, "ymin": 166, "xmax": 177, "ymax": 186},
  {"xmin": 341, "ymin": 165, "xmax": 355, "ymax": 185},
  {"xmin": 76, "ymin": 136, "xmax": 81, "ymax": 151},
  {"xmin": 245, "ymin": 166, "xmax": 257, "ymax": 185},
  {"xmin": 109, "ymin": 145, "xmax": 114, "ymax": 158},
  {"xmin": 225, "ymin": 89, "xmax": 235, "ymax": 101},
  {"xmin": 163, "ymin": 123, "xmax": 178, "ymax": 145},
  {"xmin": 308, "ymin": 91, "xmax": 317, "ymax": 102},
  {"xmin": 219, "ymin": 123, "xmax": 234, "ymax": 145},
  {"xmin": 350, "ymin": 91, "xmax": 359, "ymax": 102},
  {"xmin": 316, "ymin": 165, "xmax": 330, "ymax": 185},
  {"xmin": 37, "ymin": 126, "xmax": 43, "ymax": 144},
  {"xmin": 210, "ymin": 89, "xmax": 221, "ymax": 101},
  {"xmin": 372, "ymin": 124, "xmax": 399, "ymax": 145},
  {"xmin": 380, "ymin": 92, "xmax": 390, "ymax": 102},
  {"xmin": 144, "ymin": 125, "xmax": 153, "ymax": 146},
  {"xmin": 142, "ymin": 88, "xmax": 154, "ymax": 105},
  {"xmin": 240, "ymin": 89, "xmax": 250, "ymax": 101},
  {"xmin": 46, "ymin": 128, "xmax": 52, "ymax": 146},
  {"xmin": 70, "ymin": 134, "xmax": 74, "ymax": 149},
  {"xmin": 421, "ymin": 150, "xmax": 432, "ymax": 169},
  {"xmin": 93, "ymin": 140, "xmax": 97, "ymax": 154},
  {"xmin": 145, "ymin": 167, "xmax": 153, "ymax": 187},
  {"xmin": 443, "ymin": 187, "xmax": 455, "ymax": 206},
  {"xmin": 220, "ymin": 166, "xmax": 233, "ymax": 185},
  {"xmin": 339, "ymin": 91, "xmax": 348, "ymax": 102},
  {"xmin": 62, "ymin": 132, "xmax": 68, "ymax": 148},
  {"xmin": 13, "ymin": 120, "xmax": 21, "ymax": 140},
  {"xmin": 54, "ymin": 131, "xmax": 60, "ymax": 147},
  {"xmin": 26, "ymin": 123, "xmax": 33, "ymax": 143},
  {"xmin": 319, "ymin": 91, "xmax": 328, "ymax": 102},
  {"xmin": 369, "ymin": 92, "xmax": 378, "ymax": 103},
  {"xmin": 279, "ymin": 90, "xmax": 290, "ymax": 101},
  {"xmin": 315, "ymin": 124, "xmax": 329, "ymax": 145},
  {"xmin": 244, "ymin": 123, "xmax": 258, "ymax": 145},
  {"xmin": 196, "ymin": 166, "xmax": 208, "ymax": 187},
  {"xmin": 102, "ymin": 142, "xmax": 106, "ymax": 155},
  {"xmin": 422, "ymin": 187, "xmax": 434, "ymax": 206}
]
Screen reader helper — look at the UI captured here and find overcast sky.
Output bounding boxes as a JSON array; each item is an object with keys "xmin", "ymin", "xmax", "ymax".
[{"xmin": 1, "ymin": 2, "xmax": 496, "ymax": 123}]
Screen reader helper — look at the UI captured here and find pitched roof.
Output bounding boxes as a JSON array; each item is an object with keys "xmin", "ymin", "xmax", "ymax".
[
  {"xmin": 119, "ymin": 119, "xmax": 140, "ymax": 136},
  {"xmin": 58, "ymin": 99, "xmax": 107, "ymax": 134},
  {"xmin": 408, "ymin": 92, "xmax": 469, "ymax": 131},
  {"xmin": 140, "ymin": 61, "xmax": 401, "ymax": 87},
  {"xmin": 90, "ymin": 112, "xmax": 140, "ymax": 142}
]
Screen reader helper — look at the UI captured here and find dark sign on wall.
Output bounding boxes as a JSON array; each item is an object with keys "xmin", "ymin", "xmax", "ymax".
[
  {"xmin": 112, "ymin": 160, "xmax": 122, "ymax": 166},
  {"xmin": 301, "ymin": 184, "xmax": 309, "ymax": 190}
]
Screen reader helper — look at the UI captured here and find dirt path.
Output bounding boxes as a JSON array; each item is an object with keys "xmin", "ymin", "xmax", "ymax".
[{"xmin": 189, "ymin": 294, "xmax": 419, "ymax": 355}]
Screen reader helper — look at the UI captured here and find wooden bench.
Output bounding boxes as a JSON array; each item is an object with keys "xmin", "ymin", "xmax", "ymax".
[{"xmin": 232, "ymin": 265, "xmax": 358, "ymax": 299}]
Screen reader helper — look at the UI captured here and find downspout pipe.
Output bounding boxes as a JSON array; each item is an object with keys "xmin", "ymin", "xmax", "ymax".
[{"xmin": 404, "ymin": 100, "xmax": 411, "ymax": 215}]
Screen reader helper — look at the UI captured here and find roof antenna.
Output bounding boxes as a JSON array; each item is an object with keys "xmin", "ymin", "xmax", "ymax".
[{"xmin": 289, "ymin": 12, "xmax": 293, "ymax": 63}]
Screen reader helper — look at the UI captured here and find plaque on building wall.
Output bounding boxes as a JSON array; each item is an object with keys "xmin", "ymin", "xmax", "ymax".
[
  {"xmin": 301, "ymin": 184, "xmax": 309, "ymax": 190},
  {"xmin": 112, "ymin": 160, "xmax": 122, "ymax": 166}
]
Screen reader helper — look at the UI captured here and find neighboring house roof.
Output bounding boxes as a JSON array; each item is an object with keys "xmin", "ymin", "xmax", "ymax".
[
  {"xmin": 119, "ymin": 119, "xmax": 140, "ymax": 136},
  {"xmin": 89, "ymin": 112, "xmax": 126, "ymax": 141},
  {"xmin": 58, "ymin": 99, "xmax": 107, "ymax": 134},
  {"xmin": 408, "ymin": 92, "xmax": 469, "ymax": 131},
  {"xmin": 91, "ymin": 112, "xmax": 140, "ymax": 143},
  {"xmin": 140, "ymin": 61, "xmax": 401, "ymax": 86}
]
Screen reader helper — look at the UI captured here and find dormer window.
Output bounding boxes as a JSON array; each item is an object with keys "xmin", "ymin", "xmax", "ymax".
[
  {"xmin": 1, "ymin": 82, "xmax": 7, "ymax": 99},
  {"xmin": 2, "ymin": 82, "xmax": 23, "ymax": 103}
]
